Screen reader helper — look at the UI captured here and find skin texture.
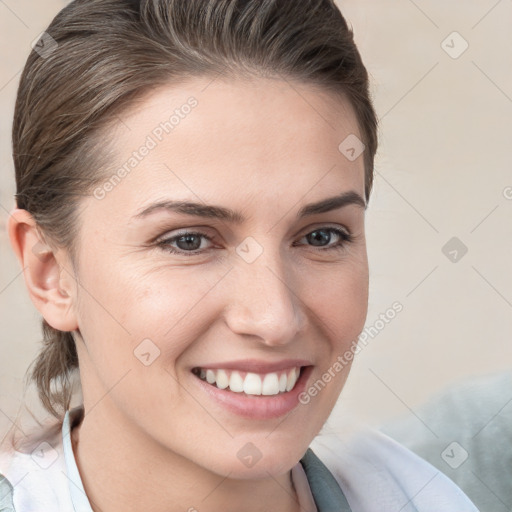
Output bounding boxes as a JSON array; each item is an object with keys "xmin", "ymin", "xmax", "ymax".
[{"xmin": 9, "ymin": 76, "xmax": 369, "ymax": 512}]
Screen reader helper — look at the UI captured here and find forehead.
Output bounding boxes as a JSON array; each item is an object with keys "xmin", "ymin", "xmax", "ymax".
[{"xmin": 91, "ymin": 76, "xmax": 365, "ymax": 222}]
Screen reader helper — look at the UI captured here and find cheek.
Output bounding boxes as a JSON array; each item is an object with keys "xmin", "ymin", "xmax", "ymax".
[
  {"xmin": 74, "ymin": 257, "xmax": 229, "ymax": 366},
  {"xmin": 298, "ymin": 263, "xmax": 368, "ymax": 412},
  {"xmin": 307, "ymin": 259, "xmax": 369, "ymax": 344}
]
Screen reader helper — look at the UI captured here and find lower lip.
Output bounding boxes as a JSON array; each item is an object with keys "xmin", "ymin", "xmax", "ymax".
[{"xmin": 191, "ymin": 366, "xmax": 314, "ymax": 420}]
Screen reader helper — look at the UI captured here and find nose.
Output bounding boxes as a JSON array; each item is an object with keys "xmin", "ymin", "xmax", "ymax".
[{"xmin": 223, "ymin": 247, "xmax": 306, "ymax": 346}]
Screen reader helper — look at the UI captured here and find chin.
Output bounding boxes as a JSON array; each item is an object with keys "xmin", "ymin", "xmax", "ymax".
[{"xmin": 204, "ymin": 439, "xmax": 307, "ymax": 479}]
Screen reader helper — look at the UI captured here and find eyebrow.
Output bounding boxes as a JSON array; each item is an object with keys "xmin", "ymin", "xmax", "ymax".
[{"xmin": 132, "ymin": 190, "xmax": 366, "ymax": 223}]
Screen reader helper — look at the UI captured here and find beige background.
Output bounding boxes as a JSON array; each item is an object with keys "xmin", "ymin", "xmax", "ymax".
[{"xmin": 1, "ymin": 1, "xmax": 511, "ymax": 434}]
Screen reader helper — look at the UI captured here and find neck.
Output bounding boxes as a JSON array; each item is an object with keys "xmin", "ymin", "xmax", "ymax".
[{"xmin": 70, "ymin": 405, "xmax": 301, "ymax": 512}]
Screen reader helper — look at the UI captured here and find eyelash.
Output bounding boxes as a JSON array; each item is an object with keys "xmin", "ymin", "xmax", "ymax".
[{"xmin": 156, "ymin": 227, "xmax": 355, "ymax": 257}]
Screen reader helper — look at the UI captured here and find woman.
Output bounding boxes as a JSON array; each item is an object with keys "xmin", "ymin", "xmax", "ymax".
[{"xmin": 1, "ymin": 0, "xmax": 479, "ymax": 510}]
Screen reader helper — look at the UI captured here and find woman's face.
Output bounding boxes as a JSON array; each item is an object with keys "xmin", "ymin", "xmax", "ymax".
[{"xmin": 69, "ymin": 76, "xmax": 369, "ymax": 477}]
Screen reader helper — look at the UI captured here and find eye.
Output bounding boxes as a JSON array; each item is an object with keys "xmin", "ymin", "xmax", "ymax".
[
  {"xmin": 296, "ymin": 227, "xmax": 354, "ymax": 251},
  {"xmin": 155, "ymin": 226, "xmax": 354, "ymax": 257},
  {"xmin": 156, "ymin": 231, "xmax": 214, "ymax": 256}
]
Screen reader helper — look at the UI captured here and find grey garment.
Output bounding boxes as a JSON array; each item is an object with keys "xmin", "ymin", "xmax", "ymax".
[
  {"xmin": 0, "ymin": 474, "xmax": 15, "ymax": 512},
  {"xmin": 381, "ymin": 371, "xmax": 512, "ymax": 512},
  {"xmin": 300, "ymin": 447, "xmax": 352, "ymax": 511}
]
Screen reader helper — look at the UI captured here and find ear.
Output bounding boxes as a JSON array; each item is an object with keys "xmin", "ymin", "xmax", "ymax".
[{"xmin": 7, "ymin": 208, "xmax": 78, "ymax": 332}]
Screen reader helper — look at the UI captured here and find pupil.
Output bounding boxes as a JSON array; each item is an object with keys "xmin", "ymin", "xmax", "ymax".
[
  {"xmin": 308, "ymin": 230, "xmax": 330, "ymax": 246},
  {"xmin": 178, "ymin": 235, "xmax": 201, "ymax": 250}
]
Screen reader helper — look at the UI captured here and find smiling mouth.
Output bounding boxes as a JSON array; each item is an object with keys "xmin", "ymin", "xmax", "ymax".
[{"xmin": 191, "ymin": 366, "xmax": 304, "ymax": 396}]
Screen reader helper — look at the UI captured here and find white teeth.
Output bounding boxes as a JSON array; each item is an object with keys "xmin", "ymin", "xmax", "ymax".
[
  {"xmin": 215, "ymin": 369, "xmax": 229, "ymax": 389},
  {"xmin": 243, "ymin": 373, "xmax": 262, "ymax": 395},
  {"xmin": 262, "ymin": 373, "xmax": 280, "ymax": 396},
  {"xmin": 206, "ymin": 369, "xmax": 216, "ymax": 384},
  {"xmin": 286, "ymin": 368, "xmax": 297, "ymax": 392},
  {"xmin": 279, "ymin": 373, "xmax": 287, "ymax": 392},
  {"xmin": 229, "ymin": 371, "xmax": 244, "ymax": 392},
  {"xmin": 195, "ymin": 366, "xmax": 302, "ymax": 395}
]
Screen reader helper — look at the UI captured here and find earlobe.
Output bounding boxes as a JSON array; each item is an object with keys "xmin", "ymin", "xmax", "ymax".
[{"xmin": 7, "ymin": 208, "xmax": 79, "ymax": 332}]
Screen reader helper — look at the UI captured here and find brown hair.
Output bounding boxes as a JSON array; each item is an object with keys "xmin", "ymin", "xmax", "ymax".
[{"xmin": 12, "ymin": 0, "xmax": 378, "ymax": 421}]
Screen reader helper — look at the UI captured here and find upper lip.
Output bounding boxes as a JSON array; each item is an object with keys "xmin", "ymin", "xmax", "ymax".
[{"xmin": 193, "ymin": 359, "xmax": 313, "ymax": 374}]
